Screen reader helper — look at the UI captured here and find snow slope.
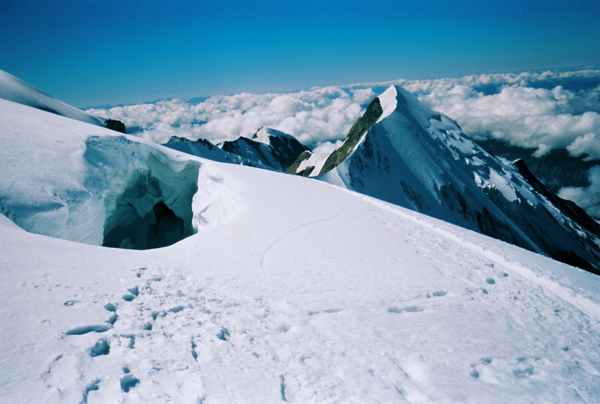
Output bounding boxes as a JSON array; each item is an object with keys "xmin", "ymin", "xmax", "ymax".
[
  {"xmin": 306, "ymin": 85, "xmax": 600, "ymax": 273},
  {"xmin": 0, "ymin": 69, "xmax": 104, "ymax": 126},
  {"xmin": 2, "ymin": 87, "xmax": 600, "ymax": 403}
]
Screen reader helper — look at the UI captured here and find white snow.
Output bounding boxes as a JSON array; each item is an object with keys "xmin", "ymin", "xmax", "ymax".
[
  {"xmin": 251, "ymin": 126, "xmax": 273, "ymax": 144},
  {"xmin": 2, "ymin": 84, "xmax": 600, "ymax": 403},
  {"xmin": 251, "ymin": 126, "xmax": 295, "ymax": 146},
  {"xmin": 0, "ymin": 98, "xmax": 237, "ymax": 247},
  {"xmin": 488, "ymin": 168, "xmax": 518, "ymax": 202},
  {"xmin": 376, "ymin": 85, "xmax": 398, "ymax": 123},
  {"xmin": 469, "ymin": 156, "xmax": 486, "ymax": 166}
]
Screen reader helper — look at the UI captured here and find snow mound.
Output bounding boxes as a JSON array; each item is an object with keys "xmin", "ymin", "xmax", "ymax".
[{"xmin": 0, "ymin": 69, "xmax": 104, "ymax": 126}]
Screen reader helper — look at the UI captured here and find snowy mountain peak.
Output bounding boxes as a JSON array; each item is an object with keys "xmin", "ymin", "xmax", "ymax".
[
  {"xmin": 251, "ymin": 126, "xmax": 296, "ymax": 145},
  {"xmin": 304, "ymin": 85, "xmax": 600, "ymax": 273},
  {"xmin": 221, "ymin": 127, "xmax": 309, "ymax": 172},
  {"xmin": 376, "ymin": 85, "xmax": 399, "ymax": 123},
  {"xmin": 4, "ymin": 73, "xmax": 600, "ymax": 404}
]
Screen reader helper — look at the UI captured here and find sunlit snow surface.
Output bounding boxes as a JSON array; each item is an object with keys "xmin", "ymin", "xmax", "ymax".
[{"xmin": 2, "ymin": 99, "xmax": 600, "ymax": 402}]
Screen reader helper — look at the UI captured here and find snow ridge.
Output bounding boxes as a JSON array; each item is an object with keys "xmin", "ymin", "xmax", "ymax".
[{"xmin": 0, "ymin": 69, "xmax": 104, "ymax": 126}]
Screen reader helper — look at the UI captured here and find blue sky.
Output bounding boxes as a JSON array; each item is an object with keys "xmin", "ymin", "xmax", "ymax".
[{"xmin": 1, "ymin": 0, "xmax": 599, "ymax": 107}]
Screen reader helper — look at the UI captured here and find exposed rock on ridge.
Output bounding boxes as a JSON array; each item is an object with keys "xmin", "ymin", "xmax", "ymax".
[{"xmin": 310, "ymin": 85, "xmax": 600, "ymax": 274}]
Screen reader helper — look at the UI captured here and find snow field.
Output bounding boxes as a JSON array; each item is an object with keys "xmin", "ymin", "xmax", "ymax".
[
  {"xmin": 1, "ymin": 88, "xmax": 600, "ymax": 402},
  {"xmin": 2, "ymin": 164, "xmax": 600, "ymax": 402}
]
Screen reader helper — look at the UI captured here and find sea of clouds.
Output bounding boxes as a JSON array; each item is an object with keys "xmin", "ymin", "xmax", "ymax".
[{"xmin": 88, "ymin": 66, "xmax": 600, "ymax": 218}]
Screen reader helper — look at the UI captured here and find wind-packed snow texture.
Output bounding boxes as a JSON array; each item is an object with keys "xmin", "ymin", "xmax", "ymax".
[
  {"xmin": 313, "ymin": 85, "xmax": 600, "ymax": 273},
  {"xmin": 2, "ymin": 73, "xmax": 600, "ymax": 403},
  {"xmin": 0, "ymin": 69, "xmax": 104, "ymax": 126}
]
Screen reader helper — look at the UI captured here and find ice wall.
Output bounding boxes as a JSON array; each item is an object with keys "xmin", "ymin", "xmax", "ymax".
[{"xmin": 84, "ymin": 136, "xmax": 200, "ymax": 249}]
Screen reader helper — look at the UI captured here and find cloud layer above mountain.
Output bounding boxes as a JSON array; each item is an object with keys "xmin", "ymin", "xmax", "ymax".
[{"xmin": 89, "ymin": 66, "xmax": 600, "ymax": 218}]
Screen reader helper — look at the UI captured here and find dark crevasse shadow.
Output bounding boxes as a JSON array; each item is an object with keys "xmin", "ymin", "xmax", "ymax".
[{"xmin": 84, "ymin": 136, "xmax": 199, "ymax": 250}]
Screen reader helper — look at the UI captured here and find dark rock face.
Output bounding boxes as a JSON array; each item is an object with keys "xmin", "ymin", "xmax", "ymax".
[
  {"xmin": 513, "ymin": 159, "xmax": 600, "ymax": 237},
  {"xmin": 163, "ymin": 136, "xmax": 276, "ymax": 171},
  {"xmin": 105, "ymin": 119, "xmax": 126, "ymax": 134},
  {"xmin": 286, "ymin": 151, "xmax": 314, "ymax": 176},
  {"xmin": 320, "ymin": 97, "xmax": 383, "ymax": 175},
  {"xmin": 164, "ymin": 128, "xmax": 310, "ymax": 174},
  {"xmin": 477, "ymin": 139, "xmax": 598, "ymax": 196},
  {"xmin": 221, "ymin": 127, "xmax": 310, "ymax": 172},
  {"xmin": 263, "ymin": 132, "xmax": 311, "ymax": 171}
]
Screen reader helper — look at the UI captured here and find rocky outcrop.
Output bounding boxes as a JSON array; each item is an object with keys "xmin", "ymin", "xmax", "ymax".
[
  {"xmin": 105, "ymin": 119, "xmax": 126, "ymax": 134},
  {"xmin": 221, "ymin": 127, "xmax": 309, "ymax": 172}
]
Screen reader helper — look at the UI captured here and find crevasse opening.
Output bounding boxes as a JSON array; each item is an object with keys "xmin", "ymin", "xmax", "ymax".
[
  {"xmin": 101, "ymin": 175, "xmax": 192, "ymax": 250},
  {"xmin": 85, "ymin": 136, "xmax": 200, "ymax": 250}
]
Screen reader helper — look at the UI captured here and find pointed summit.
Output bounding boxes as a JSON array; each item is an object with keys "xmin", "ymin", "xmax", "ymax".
[{"xmin": 292, "ymin": 85, "xmax": 600, "ymax": 273}]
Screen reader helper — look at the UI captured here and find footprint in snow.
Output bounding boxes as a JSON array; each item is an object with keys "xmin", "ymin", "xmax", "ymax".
[
  {"xmin": 89, "ymin": 339, "xmax": 110, "ymax": 357},
  {"xmin": 122, "ymin": 286, "xmax": 139, "ymax": 302},
  {"xmin": 388, "ymin": 306, "xmax": 423, "ymax": 314},
  {"xmin": 120, "ymin": 374, "xmax": 140, "ymax": 393},
  {"xmin": 66, "ymin": 325, "xmax": 111, "ymax": 335}
]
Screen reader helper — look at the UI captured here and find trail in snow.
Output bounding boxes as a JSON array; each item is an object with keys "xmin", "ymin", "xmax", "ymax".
[
  {"xmin": 260, "ymin": 212, "xmax": 341, "ymax": 274},
  {"xmin": 357, "ymin": 191, "xmax": 600, "ymax": 321}
]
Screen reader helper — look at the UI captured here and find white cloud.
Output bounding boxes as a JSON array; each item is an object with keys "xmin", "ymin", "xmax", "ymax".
[
  {"xmin": 559, "ymin": 166, "xmax": 600, "ymax": 219},
  {"xmin": 351, "ymin": 88, "xmax": 377, "ymax": 105},
  {"xmin": 89, "ymin": 67, "xmax": 600, "ymax": 153},
  {"xmin": 89, "ymin": 87, "xmax": 363, "ymax": 148},
  {"xmin": 533, "ymin": 144, "xmax": 553, "ymax": 158},
  {"xmin": 567, "ymin": 133, "xmax": 600, "ymax": 161},
  {"xmin": 417, "ymin": 84, "xmax": 600, "ymax": 155}
]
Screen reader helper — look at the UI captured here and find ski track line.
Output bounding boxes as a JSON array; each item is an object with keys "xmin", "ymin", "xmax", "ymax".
[
  {"xmin": 355, "ymin": 192, "xmax": 600, "ymax": 321},
  {"xmin": 260, "ymin": 212, "xmax": 341, "ymax": 274}
]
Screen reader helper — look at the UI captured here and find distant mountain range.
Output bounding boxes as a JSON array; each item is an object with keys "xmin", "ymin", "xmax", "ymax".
[{"xmin": 163, "ymin": 126, "xmax": 309, "ymax": 173}]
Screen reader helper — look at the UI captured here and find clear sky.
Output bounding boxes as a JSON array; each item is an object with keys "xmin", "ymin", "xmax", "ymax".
[{"xmin": 1, "ymin": 0, "xmax": 599, "ymax": 107}]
